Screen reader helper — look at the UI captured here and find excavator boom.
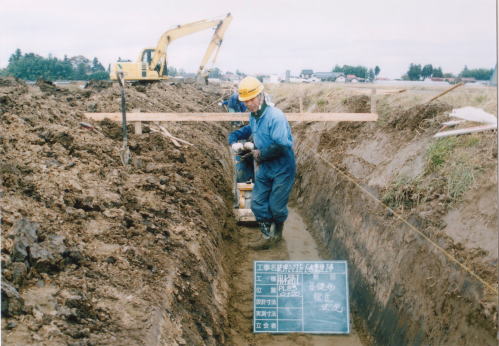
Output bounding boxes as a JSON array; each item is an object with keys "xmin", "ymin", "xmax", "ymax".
[
  {"xmin": 111, "ymin": 13, "xmax": 232, "ymax": 81},
  {"xmin": 196, "ymin": 14, "xmax": 233, "ymax": 82}
]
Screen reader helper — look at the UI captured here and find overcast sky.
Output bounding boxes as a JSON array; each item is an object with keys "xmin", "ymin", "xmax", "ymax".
[{"xmin": 1, "ymin": 0, "xmax": 496, "ymax": 78}]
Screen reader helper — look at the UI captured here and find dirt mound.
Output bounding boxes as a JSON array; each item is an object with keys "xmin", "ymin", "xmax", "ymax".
[
  {"xmin": 1, "ymin": 78, "xmax": 236, "ymax": 344},
  {"xmin": 384, "ymin": 101, "xmax": 453, "ymax": 131},
  {"xmin": 343, "ymin": 94, "xmax": 371, "ymax": 113},
  {"xmin": 0, "ymin": 77, "xmax": 26, "ymax": 88},
  {"xmin": 84, "ymin": 80, "xmax": 113, "ymax": 91},
  {"xmin": 34, "ymin": 79, "xmax": 69, "ymax": 95},
  {"xmin": 317, "ymin": 121, "xmax": 366, "ymax": 154}
]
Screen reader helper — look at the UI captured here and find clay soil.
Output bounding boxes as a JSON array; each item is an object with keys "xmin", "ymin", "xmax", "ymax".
[{"xmin": 1, "ymin": 77, "xmax": 240, "ymax": 345}]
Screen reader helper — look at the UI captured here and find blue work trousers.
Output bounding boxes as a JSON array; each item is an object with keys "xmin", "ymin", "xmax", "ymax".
[{"xmin": 251, "ymin": 166, "xmax": 295, "ymax": 224}]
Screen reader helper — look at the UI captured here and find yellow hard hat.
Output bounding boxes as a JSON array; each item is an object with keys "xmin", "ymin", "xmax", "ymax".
[{"xmin": 238, "ymin": 77, "xmax": 264, "ymax": 101}]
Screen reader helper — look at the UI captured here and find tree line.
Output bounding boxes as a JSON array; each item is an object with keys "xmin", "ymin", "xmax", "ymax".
[
  {"xmin": 403, "ymin": 63, "xmax": 494, "ymax": 81},
  {"xmin": 0, "ymin": 49, "xmax": 237, "ymax": 81},
  {"xmin": 2, "ymin": 48, "xmax": 493, "ymax": 83},
  {"xmin": 332, "ymin": 64, "xmax": 380, "ymax": 80},
  {"xmin": 0, "ymin": 49, "xmax": 109, "ymax": 81}
]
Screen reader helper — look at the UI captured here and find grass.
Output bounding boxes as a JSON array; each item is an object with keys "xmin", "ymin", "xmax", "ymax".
[
  {"xmin": 382, "ymin": 163, "xmax": 476, "ymax": 210},
  {"xmin": 474, "ymin": 94, "xmax": 486, "ymax": 104},
  {"xmin": 426, "ymin": 137, "xmax": 458, "ymax": 172},
  {"xmin": 382, "ymin": 176, "xmax": 425, "ymax": 210},
  {"xmin": 268, "ymin": 82, "xmax": 494, "ymax": 211},
  {"xmin": 461, "ymin": 135, "xmax": 480, "ymax": 147},
  {"xmin": 447, "ymin": 162, "xmax": 476, "ymax": 200},
  {"xmin": 385, "ymin": 134, "xmax": 484, "ymax": 210},
  {"xmin": 316, "ymin": 98, "xmax": 327, "ymax": 112},
  {"xmin": 426, "ymin": 135, "xmax": 482, "ymax": 173}
]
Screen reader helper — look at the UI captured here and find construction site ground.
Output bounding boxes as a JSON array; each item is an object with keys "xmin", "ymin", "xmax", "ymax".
[
  {"xmin": 226, "ymin": 207, "xmax": 365, "ymax": 346},
  {"xmin": 1, "ymin": 78, "xmax": 497, "ymax": 345}
]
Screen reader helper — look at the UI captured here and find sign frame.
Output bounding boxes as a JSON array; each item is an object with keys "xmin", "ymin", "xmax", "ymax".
[{"xmin": 253, "ymin": 260, "xmax": 350, "ymax": 334}]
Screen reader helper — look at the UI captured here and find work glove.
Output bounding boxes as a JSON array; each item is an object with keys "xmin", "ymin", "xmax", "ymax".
[
  {"xmin": 243, "ymin": 142, "xmax": 254, "ymax": 151},
  {"xmin": 231, "ymin": 142, "xmax": 244, "ymax": 154}
]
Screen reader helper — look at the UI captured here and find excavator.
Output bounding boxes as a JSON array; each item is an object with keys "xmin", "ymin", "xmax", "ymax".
[{"xmin": 110, "ymin": 13, "xmax": 233, "ymax": 82}]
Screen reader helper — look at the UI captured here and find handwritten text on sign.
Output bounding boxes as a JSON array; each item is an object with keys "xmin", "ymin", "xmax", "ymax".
[{"xmin": 253, "ymin": 261, "xmax": 350, "ymax": 334}]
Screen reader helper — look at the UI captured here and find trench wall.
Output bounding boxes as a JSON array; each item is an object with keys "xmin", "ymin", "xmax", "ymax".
[
  {"xmin": 136, "ymin": 131, "xmax": 237, "ymax": 346},
  {"xmin": 292, "ymin": 131, "xmax": 497, "ymax": 346},
  {"xmin": 0, "ymin": 79, "xmax": 239, "ymax": 345}
]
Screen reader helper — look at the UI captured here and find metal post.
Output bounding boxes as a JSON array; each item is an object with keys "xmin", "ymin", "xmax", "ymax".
[
  {"xmin": 371, "ymin": 88, "xmax": 377, "ymax": 114},
  {"xmin": 116, "ymin": 71, "xmax": 130, "ymax": 166},
  {"xmin": 120, "ymin": 81, "xmax": 127, "ymax": 143}
]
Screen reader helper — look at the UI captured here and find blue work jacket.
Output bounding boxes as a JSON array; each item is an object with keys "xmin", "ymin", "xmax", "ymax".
[
  {"xmin": 224, "ymin": 93, "xmax": 247, "ymax": 112},
  {"xmin": 228, "ymin": 105, "xmax": 295, "ymax": 172}
]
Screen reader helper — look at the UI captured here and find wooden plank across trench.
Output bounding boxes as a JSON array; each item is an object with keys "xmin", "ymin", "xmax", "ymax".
[{"xmin": 84, "ymin": 112, "xmax": 378, "ymax": 122}]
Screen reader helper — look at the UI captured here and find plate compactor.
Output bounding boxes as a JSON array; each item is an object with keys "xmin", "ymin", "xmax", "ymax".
[{"xmin": 232, "ymin": 142, "xmax": 257, "ymax": 224}]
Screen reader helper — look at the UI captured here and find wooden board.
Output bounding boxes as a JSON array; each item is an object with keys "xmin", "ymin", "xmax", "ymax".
[
  {"xmin": 426, "ymin": 82, "xmax": 464, "ymax": 104},
  {"xmin": 434, "ymin": 124, "xmax": 497, "ymax": 138},
  {"xmin": 237, "ymin": 182, "xmax": 254, "ymax": 191},
  {"xmin": 84, "ymin": 112, "xmax": 378, "ymax": 122}
]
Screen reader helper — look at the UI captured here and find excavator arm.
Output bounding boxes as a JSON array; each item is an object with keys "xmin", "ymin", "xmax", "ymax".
[
  {"xmin": 149, "ymin": 13, "xmax": 233, "ymax": 77},
  {"xmin": 196, "ymin": 14, "xmax": 233, "ymax": 81}
]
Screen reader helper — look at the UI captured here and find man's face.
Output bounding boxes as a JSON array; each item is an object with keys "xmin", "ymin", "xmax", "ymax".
[{"xmin": 243, "ymin": 94, "xmax": 261, "ymax": 113}]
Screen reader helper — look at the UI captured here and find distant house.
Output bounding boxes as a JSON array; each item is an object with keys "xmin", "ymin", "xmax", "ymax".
[
  {"xmin": 460, "ymin": 77, "xmax": 476, "ymax": 83},
  {"xmin": 313, "ymin": 72, "xmax": 344, "ymax": 81},
  {"xmin": 346, "ymin": 74, "xmax": 359, "ymax": 83},
  {"xmin": 335, "ymin": 75, "xmax": 346, "ymax": 83},
  {"xmin": 207, "ymin": 78, "xmax": 221, "ymax": 84},
  {"xmin": 432, "ymin": 77, "xmax": 462, "ymax": 83},
  {"xmin": 300, "ymin": 69, "xmax": 314, "ymax": 79},
  {"xmin": 302, "ymin": 77, "xmax": 320, "ymax": 83},
  {"xmin": 222, "ymin": 72, "xmax": 240, "ymax": 82},
  {"xmin": 262, "ymin": 74, "xmax": 281, "ymax": 83}
]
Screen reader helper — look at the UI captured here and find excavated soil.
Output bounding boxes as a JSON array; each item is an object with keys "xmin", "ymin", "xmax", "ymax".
[{"xmin": 1, "ymin": 77, "xmax": 239, "ymax": 345}]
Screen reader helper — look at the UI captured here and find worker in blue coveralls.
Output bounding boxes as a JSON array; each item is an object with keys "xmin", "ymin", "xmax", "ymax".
[
  {"xmin": 223, "ymin": 88, "xmax": 247, "ymax": 113},
  {"xmin": 221, "ymin": 87, "xmax": 247, "ymax": 127},
  {"xmin": 228, "ymin": 76, "xmax": 296, "ymax": 248}
]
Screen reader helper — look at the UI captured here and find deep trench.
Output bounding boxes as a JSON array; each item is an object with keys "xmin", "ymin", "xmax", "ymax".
[
  {"xmin": 213, "ymin": 124, "xmax": 497, "ymax": 346},
  {"xmin": 3, "ymin": 81, "xmax": 495, "ymax": 345},
  {"xmin": 289, "ymin": 130, "xmax": 496, "ymax": 346}
]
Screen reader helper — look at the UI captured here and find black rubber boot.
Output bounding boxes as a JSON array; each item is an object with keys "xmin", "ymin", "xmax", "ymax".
[
  {"xmin": 274, "ymin": 222, "xmax": 284, "ymax": 241},
  {"xmin": 250, "ymin": 222, "xmax": 275, "ymax": 250},
  {"xmin": 258, "ymin": 222, "xmax": 273, "ymax": 239}
]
